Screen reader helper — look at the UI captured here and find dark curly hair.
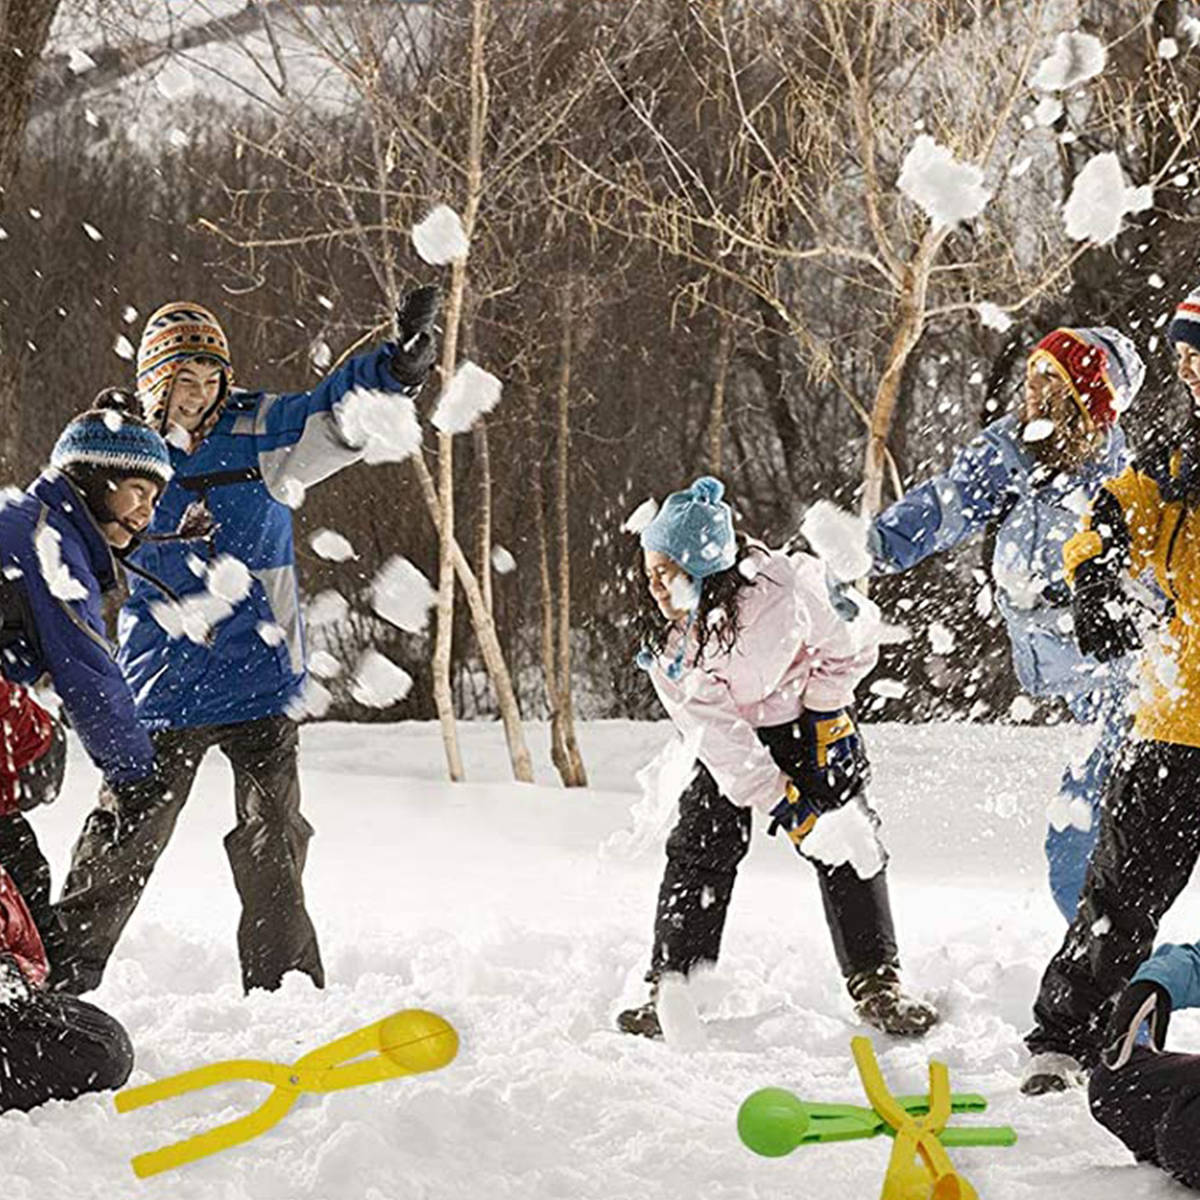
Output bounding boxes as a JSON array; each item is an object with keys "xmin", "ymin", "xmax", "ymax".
[{"xmin": 633, "ymin": 534, "xmax": 767, "ymax": 668}]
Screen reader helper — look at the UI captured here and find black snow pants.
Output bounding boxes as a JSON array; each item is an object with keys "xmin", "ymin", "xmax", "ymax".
[
  {"xmin": 1027, "ymin": 739, "xmax": 1200, "ymax": 1066},
  {"xmin": 51, "ymin": 715, "xmax": 324, "ymax": 996},
  {"xmin": 0, "ymin": 990, "xmax": 133, "ymax": 1113},
  {"xmin": 649, "ymin": 717, "xmax": 898, "ymax": 983},
  {"xmin": 1090, "ymin": 1047, "xmax": 1200, "ymax": 1190}
]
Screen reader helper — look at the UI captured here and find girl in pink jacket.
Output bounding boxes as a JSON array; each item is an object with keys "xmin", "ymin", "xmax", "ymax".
[{"xmin": 618, "ymin": 477, "xmax": 938, "ymax": 1039}]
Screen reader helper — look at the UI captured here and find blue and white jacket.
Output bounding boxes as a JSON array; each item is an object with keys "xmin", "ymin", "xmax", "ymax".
[
  {"xmin": 0, "ymin": 471, "xmax": 156, "ymax": 785},
  {"xmin": 872, "ymin": 413, "xmax": 1130, "ymax": 701},
  {"xmin": 118, "ymin": 346, "xmax": 412, "ymax": 729}
]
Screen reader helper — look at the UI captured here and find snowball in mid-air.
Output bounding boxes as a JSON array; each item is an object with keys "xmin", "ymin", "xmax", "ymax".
[
  {"xmin": 372, "ymin": 555, "xmax": 436, "ymax": 633},
  {"xmin": 800, "ymin": 500, "xmax": 872, "ymax": 582},
  {"xmin": 1063, "ymin": 153, "xmax": 1149, "ymax": 244},
  {"xmin": 113, "ymin": 335, "xmax": 135, "ymax": 360},
  {"xmin": 1022, "ymin": 418, "xmax": 1055, "ymax": 443},
  {"xmin": 310, "ymin": 339, "xmax": 332, "ymax": 371},
  {"xmin": 1030, "ymin": 31, "xmax": 1106, "ymax": 92},
  {"xmin": 897, "ymin": 135, "xmax": 991, "ymax": 228},
  {"xmin": 35, "ymin": 526, "xmax": 86, "ymax": 602},
  {"xmin": 432, "ymin": 362, "xmax": 502, "ymax": 434},
  {"xmin": 412, "ymin": 204, "xmax": 469, "ymax": 265},
  {"xmin": 310, "ymin": 529, "xmax": 355, "ymax": 562},
  {"xmin": 307, "ymin": 589, "xmax": 349, "ymax": 628},
  {"xmin": 491, "ymin": 545, "xmax": 517, "ymax": 574},
  {"xmin": 351, "ymin": 650, "xmax": 413, "ymax": 708},
  {"xmin": 976, "ymin": 301, "xmax": 1013, "ymax": 332},
  {"xmin": 336, "ymin": 388, "xmax": 422, "ymax": 465},
  {"xmin": 207, "ymin": 555, "xmax": 252, "ymax": 604},
  {"xmin": 622, "ymin": 498, "xmax": 658, "ymax": 535},
  {"xmin": 67, "ymin": 47, "xmax": 96, "ymax": 74}
]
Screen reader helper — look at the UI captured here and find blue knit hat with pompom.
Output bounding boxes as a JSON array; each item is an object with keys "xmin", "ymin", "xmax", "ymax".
[{"xmin": 639, "ymin": 476, "xmax": 737, "ymax": 579}]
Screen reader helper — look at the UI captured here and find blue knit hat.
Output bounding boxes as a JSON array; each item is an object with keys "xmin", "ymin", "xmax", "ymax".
[
  {"xmin": 640, "ymin": 476, "xmax": 737, "ymax": 578},
  {"xmin": 1168, "ymin": 289, "xmax": 1200, "ymax": 353},
  {"xmin": 51, "ymin": 391, "xmax": 173, "ymax": 488}
]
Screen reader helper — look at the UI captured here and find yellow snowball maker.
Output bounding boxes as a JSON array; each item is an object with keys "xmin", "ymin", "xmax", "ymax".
[{"xmin": 115, "ymin": 1008, "xmax": 458, "ymax": 1179}]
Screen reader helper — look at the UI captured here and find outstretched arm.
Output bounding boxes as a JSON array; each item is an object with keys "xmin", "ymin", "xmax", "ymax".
[
  {"xmin": 872, "ymin": 429, "xmax": 1017, "ymax": 574},
  {"xmin": 253, "ymin": 287, "xmax": 440, "ymax": 501}
]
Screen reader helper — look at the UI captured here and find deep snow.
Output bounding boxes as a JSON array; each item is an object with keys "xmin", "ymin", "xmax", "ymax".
[{"xmin": 8, "ymin": 719, "xmax": 1200, "ymax": 1200}]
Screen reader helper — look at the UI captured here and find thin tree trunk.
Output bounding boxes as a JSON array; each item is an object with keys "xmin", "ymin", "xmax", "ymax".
[
  {"xmin": 708, "ymin": 316, "xmax": 732, "ymax": 475},
  {"xmin": 531, "ymin": 422, "xmax": 560, "ymax": 725},
  {"xmin": 0, "ymin": 0, "xmax": 64, "ymax": 473},
  {"xmin": 859, "ymin": 236, "xmax": 943, "ymax": 521},
  {"xmin": 476, "ymin": 419, "xmax": 494, "ymax": 617},
  {"xmin": 411, "ymin": 450, "xmax": 534, "ymax": 782},
  {"xmin": 431, "ymin": 0, "xmax": 490, "ymax": 781},
  {"xmin": 552, "ymin": 301, "xmax": 587, "ymax": 787}
]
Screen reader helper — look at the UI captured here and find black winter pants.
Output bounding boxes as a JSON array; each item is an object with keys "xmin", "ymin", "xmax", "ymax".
[
  {"xmin": 0, "ymin": 990, "xmax": 133, "ymax": 1113},
  {"xmin": 649, "ymin": 719, "xmax": 898, "ymax": 982},
  {"xmin": 1090, "ymin": 1047, "xmax": 1200, "ymax": 1190},
  {"xmin": 1027, "ymin": 739, "xmax": 1200, "ymax": 1066},
  {"xmin": 52, "ymin": 715, "xmax": 324, "ymax": 996}
]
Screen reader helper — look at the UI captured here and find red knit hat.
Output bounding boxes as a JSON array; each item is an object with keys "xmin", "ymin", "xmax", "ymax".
[{"xmin": 1028, "ymin": 328, "xmax": 1122, "ymax": 431}]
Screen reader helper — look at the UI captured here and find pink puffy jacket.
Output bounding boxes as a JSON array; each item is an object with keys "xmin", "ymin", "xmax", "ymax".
[{"xmin": 647, "ymin": 548, "xmax": 879, "ymax": 812}]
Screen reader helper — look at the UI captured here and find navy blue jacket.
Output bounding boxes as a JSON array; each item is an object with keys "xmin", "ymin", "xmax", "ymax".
[
  {"xmin": 0, "ymin": 471, "xmax": 155, "ymax": 786},
  {"xmin": 118, "ymin": 346, "xmax": 411, "ymax": 729}
]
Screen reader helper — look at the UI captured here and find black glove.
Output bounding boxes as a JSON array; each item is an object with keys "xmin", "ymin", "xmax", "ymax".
[
  {"xmin": 109, "ymin": 772, "xmax": 169, "ymax": 837},
  {"xmin": 389, "ymin": 284, "xmax": 441, "ymax": 387},
  {"xmin": 15, "ymin": 720, "xmax": 66, "ymax": 811},
  {"xmin": 1073, "ymin": 558, "xmax": 1142, "ymax": 662},
  {"xmin": 1102, "ymin": 979, "xmax": 1172, "ymax": 1069}
]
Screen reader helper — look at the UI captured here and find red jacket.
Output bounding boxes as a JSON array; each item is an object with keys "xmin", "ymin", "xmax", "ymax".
[
  {"xmin": 0, "ymin": 864, "xmax": 47, "ymax": 987},
  {"xmin": 0, "ymin": 680, "xmax": 54, "ymax": 818}
]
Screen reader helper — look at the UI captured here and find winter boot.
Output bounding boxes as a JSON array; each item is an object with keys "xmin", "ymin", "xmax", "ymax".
[
  {"xmin": 1019, "ymin": 1051, "xmax": 1086, "ymax": 1096},
  {"xmin": 616, "ymin": 980, "xmax": 662, "ymax": 1040},
  {"xmin": 848, "ymin": 965, "xmax": 939, "ymax": 1037}
]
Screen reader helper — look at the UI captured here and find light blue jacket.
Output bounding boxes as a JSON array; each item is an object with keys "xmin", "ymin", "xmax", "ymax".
[
  {"xmin": 118, "ymin": 346, "xmax": 413, "ymax": 729},
  {"xmin": 872, "ymin": 414, "xmax": 1130, "ymax": 701},
  {"xmin": 1133, "ymin": 942, "xmax": 1200, "ymax": 1009}
]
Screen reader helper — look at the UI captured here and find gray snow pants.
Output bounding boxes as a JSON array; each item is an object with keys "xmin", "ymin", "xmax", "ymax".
[{"xmin": 51, "ymin": 715, "xmax": 324, "ymax": 996}]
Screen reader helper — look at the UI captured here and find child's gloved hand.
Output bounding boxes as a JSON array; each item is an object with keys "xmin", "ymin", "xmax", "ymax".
[
  {"xmin": 767, "ymin": 783, "xmax": 819, "ymax": 849},
  {"xmin": 1102, "ymin": 979, "xmax": 1172, "ymax": 1069}
]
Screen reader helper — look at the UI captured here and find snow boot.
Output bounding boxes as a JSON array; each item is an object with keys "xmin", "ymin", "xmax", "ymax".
[
  {"xmin": 617, "ymin": 980, "xmax": 662, "ymax": 1039},
  {"xmin": 848, "ymin": 965, "xmax": 939, "ymax": 1037},
  {"xmin": 1020, "ymin": 1051, "xmax": 1086, "ymax": 1096}
]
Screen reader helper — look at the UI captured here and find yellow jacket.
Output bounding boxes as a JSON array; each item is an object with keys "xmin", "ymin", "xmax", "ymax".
[{"xmin": 1065, "ymin": 449, "xmax": 1200, "ymax": 747}]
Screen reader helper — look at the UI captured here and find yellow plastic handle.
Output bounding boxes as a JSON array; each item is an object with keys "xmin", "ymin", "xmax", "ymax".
[{"xmin": 116, "ymin": 1009, "xmax": 459, "ymax": 1178}]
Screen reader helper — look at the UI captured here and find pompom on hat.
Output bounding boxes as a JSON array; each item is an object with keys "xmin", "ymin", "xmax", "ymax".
[
  {"xmin": 1028, "ymin": 326, "xmax": 1145, "ymax": 431},
  {"xmin": 639, "ymin": 475, "xmax": 738, "ymax": 579},
  {"xmin": 136, "ymin": 302, "xmax": 233, "ymax": 438}
]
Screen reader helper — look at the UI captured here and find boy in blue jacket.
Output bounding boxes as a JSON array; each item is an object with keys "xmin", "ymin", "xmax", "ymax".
[
  {"xmin": 53, "ymin": 291, "xmax": 439, "ymax": 996},
  {"xmin": 871, "ymin": 326, "xmax": 1145, "ymax": 920},
  {"xmin": 1090, "ymin": 942, "xmax": 1200, "ymax": 1191}
]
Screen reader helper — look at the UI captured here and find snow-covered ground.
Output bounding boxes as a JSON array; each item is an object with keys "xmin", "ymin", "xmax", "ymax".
[{"xmin": 9, "ymin": 719, "xmax": 1200, "ymax": 1200}]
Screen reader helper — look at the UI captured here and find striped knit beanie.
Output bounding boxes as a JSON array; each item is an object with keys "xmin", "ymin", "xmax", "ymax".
[
  {"xmin": 1029, "ymin": 326, "xmax": 1144, "ymax": 430},
  {"xmin": 136, "ymin": 302, "xmax": 233, "ymax": 434},
  {"xmin": 51, "ymin": 390, "xmax": 173, "ymax": 488},
  {"xmin": 1167, "ymin": 288, "xmax": 1200, "ymax": 353}
]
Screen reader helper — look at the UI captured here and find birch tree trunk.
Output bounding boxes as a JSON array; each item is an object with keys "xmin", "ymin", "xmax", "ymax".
[
  {"xmin": 552, "ymin": 301, "xmax": 587, "ymax": 787},
  {"xmin": 431, "ymin": 0, "xmax": 490, "ymax": 781},
  {"xmin": 475, "ymin": 419, "xmax": 494, "ymax": 617}
]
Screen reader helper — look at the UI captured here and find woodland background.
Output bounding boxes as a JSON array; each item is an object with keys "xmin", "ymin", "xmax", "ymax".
[{"xmin": 1, "ymin": 0, "xmax": 1198, "ymax": 785}]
